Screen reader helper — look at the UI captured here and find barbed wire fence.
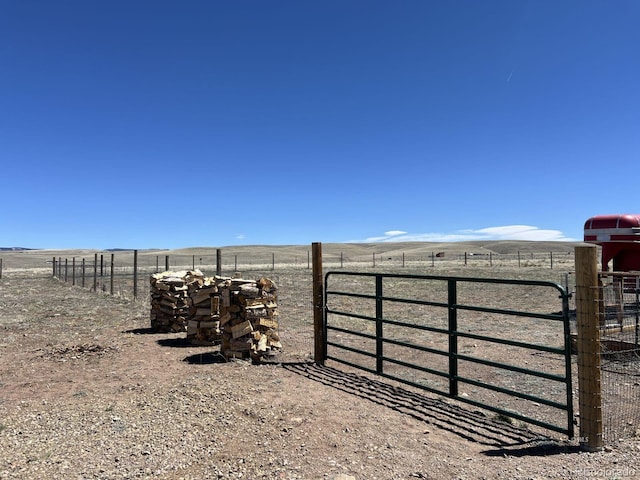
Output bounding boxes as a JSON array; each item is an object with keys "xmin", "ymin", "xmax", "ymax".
[{"xmin": 44, "ymin": 248, "xmax": 576, "ymax": 300}]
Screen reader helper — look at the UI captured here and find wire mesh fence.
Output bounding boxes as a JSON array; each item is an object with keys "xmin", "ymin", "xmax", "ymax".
[{"xmin": 598, "ymin": 272, "xmax": 640, "ymax": 443}]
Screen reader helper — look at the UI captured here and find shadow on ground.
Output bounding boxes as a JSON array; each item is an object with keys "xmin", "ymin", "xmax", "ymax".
[
  {"xmin": 284, "ymin": 363, "xmax": 576, "ymax": 454},
  {"xmin": 183, "ymin": 351, "xmax": 228, "ymax": 364},
  {"xmin": 157, "ymin": 338, "xmax": 199, "ymax": 348},
  {"xmin": 123, "ymin": 327, "xmax": 157, "ymax": 335}
]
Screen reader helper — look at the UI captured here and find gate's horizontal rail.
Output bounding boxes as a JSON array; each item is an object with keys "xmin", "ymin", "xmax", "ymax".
[
  {"xmin": 457, "ymin": 375, "xmax": 568, "ymax": 410},
  {"xmin": 327, "ymin": 324, "xmax": 376, "ymax": 340},
  {"xmin": 455, "ymin": 352, "xmax": 567, "ymax": 383},
  {"xmin": 327, "ymin": 289, "xmax": 566, "ymax": 322},
  {"xmin": 456, "ymin": 331, "xmax": 565, "ymax": 354},
  {"xmin": 328, "ymin": 290, "xmax": 449, "ymax": 310}
]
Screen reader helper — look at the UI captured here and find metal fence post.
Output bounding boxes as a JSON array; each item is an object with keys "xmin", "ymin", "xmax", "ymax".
[
  {"xmin": 575, "ymin": 245, "xmax": 603, "ymax": 451},
  {"xmin": 376, "ymin": 275, "xmax": 384, "ymax": 374},
  {"xmin": 93, "ymin": 253, "xmax": 98, "ymax": 292},
  {"xmin": 312, "ymin": 242, "xmax": 325, "ymax": 365},
  {"xmin": 448, "ymin": 279, "xmax": 459, "ymax": 397},
  {"xmin": 133, "ymin": 250, "xmax": 138, "ymax": 299}
]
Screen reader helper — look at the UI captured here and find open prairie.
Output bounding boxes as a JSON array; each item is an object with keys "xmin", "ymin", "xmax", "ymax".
[{"xmin": 2, "ymin": 241, "xmax": 639, "ymax": 480}]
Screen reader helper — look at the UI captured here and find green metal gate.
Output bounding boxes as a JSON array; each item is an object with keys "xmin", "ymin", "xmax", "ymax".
[{"xmin": 323, "ymin": 271, "xmax": 574, "ymax": 438}]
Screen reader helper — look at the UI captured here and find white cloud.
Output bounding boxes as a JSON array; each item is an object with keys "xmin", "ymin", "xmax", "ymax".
[
  {"xmin": 353, "ymin": 225, "xmax": 576, "ymax": 243},
  {"xmin": 236, "ymin": 234, "xmax": 245, "ymax": 240},
  {"xmin": 384, "ymin": 230, "xmax": 407, "ymax": 237}
]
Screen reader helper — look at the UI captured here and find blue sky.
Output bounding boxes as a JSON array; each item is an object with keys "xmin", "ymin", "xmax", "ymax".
[{"xmin": 1, "ymin": 1, "xmax": 638, "ymax": 249}]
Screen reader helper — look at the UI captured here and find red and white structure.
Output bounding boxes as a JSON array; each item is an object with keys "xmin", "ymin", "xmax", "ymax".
[{"xmin": 584, "ymin": 214, "xmax": 640, "ymax": 271}]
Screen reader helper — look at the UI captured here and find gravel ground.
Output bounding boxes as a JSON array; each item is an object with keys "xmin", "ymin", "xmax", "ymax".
[{"xmin": 1, "ymin": 274, "xmax": 640, "ymax": 479}]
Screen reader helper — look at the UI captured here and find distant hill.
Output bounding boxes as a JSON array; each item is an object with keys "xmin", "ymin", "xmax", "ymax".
[{"xmin": 0, "ymin": 247, "xmax": 38, "ymax": 251}]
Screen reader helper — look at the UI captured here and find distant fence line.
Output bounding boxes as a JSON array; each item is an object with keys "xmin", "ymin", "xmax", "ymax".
[{"xmin": 47, "ymin": 249, "xmax": 575, "ymax": 300}]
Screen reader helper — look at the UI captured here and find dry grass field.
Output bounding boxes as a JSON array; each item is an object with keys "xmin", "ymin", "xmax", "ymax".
[{"xmin": 2, "ymin": 241, "xmax": 640, "ymax": 479}]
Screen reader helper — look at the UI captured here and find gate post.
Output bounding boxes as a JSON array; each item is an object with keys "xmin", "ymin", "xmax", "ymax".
[
  {"xmin": 575, "ymin": 245, "xmax": 603, "ymax": 451},
  {"xmin": 312, "ymin": 242, "xmax": 326, "ymax": 365}
]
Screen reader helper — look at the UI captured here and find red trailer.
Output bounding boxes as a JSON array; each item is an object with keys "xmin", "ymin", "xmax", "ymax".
[{"xmin": 584, "ymin": 214, "xmax": 640, "ymax": 271}]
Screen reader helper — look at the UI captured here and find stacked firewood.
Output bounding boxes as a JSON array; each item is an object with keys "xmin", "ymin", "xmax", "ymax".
[
  {"xmin": 150, "ymin": 270, "xmax": 204, "ymax": 333},
  {"xmin": 219, "ymin": 277, "xmax": 282, "ymax": 361},
  {"xmin": 150, "ymin": 271, "xmax": 282, "ymax": 360},
  {"xmin": 186, "ymin": 276, "xmax": 224, "ymax": 345}
]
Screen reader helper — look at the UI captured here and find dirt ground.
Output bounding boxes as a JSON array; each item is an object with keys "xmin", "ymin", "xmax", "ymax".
[{"xmin": 2, "ymin": 271, "xmax": 640, "ymax": 480}]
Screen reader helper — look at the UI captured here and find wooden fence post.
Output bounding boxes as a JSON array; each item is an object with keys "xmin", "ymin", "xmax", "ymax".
[
  {"xmin": 93, "ymin": 253, "xmax": 98, "ymax": 292},
  {"xmin": 110, "ymin": 254, "xmax": 114, "ymax": 295},
  {"xmin": 133, "ymin": 250, "xmax": 138, "ymax": 299},
  {"xmin": 312, "ymin": 242, "xmax": 325, "ymax": 365},
  {"xmin": 165, "ymin": 255, "xmax": 169, "ymax": 271},
  {"xmin": 575, "ymin": 245, "xmax": 603, "ymax": 451},
  {"xmin": 82, "ymin": 259, "xmax": 86, "ymax": 288},
  {"xmin": 216, "ymin": 249, "xmax": 222, "ymax": 276},
  {"xmin": 64, "ymin": 258, "xmax": 68, "ymax": 282},
  {"xmin": 0, "ymin": 258, "xmax": 3, "ymax": 279},
  {"xmin": 72, "ymin": 257, "xmax": 76, "ymax": 286},
  {"xmin": 52, "ymin": 257, "xmax": 56, "ymax": 277}
]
